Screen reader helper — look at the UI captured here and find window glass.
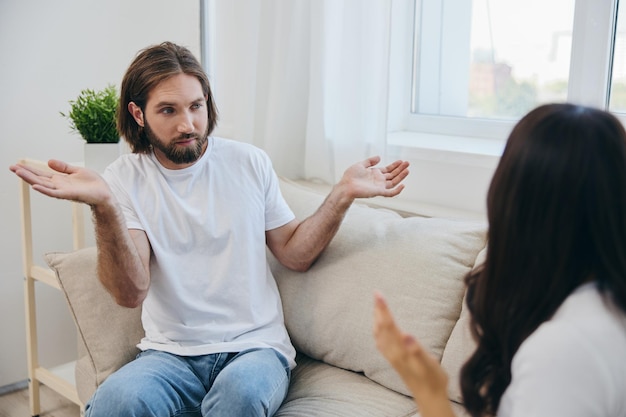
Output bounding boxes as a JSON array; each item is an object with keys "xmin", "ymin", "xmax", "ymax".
[
  {"xmin": 412, "ymin": 0, "xmax": 576, "ymax": 120},
  {"xmin": 610, "ymin": 1, "xmax": 626, "ymax": 112}
]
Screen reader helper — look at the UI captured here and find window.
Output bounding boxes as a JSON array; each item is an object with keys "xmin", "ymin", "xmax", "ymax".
[
  {"xmin": 610, "ymin": 1, "xmax": 626, "ymax": 112},
  {"xmin": 410, "ymin": 0, "xmax": 575, "ymax": 121},
  {"xmin": 389, "ymin": 0, "xmax": 619, "ymax": 144}
]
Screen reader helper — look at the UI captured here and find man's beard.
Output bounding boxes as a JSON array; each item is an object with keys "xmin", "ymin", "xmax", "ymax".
[{"xmin": 144, "ymin": 120, "xmax": 209, "ymax": 165}]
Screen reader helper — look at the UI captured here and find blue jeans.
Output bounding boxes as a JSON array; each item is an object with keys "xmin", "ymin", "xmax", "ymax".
[{"xmin": 84, "ymin": 348, "xmax": 291, "ymax": 417}]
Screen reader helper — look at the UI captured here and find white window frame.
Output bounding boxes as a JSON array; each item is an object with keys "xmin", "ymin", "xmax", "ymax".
[{"xmin": 387, "ymin": 0, "xmax": 619, "ymax": 152}]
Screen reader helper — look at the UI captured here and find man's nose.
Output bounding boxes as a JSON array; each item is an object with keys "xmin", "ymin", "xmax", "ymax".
[{"xmin": 177, "ymin": 112, "xmax": 194, "ymax": 133}]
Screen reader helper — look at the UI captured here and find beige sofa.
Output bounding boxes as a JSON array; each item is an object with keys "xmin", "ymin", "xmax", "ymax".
[{"xmin": 45, "ymin": 178, "xmax": 487, "ymax": 416}]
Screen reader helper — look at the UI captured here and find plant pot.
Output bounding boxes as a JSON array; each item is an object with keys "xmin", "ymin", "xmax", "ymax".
[{"xmin": 84, "ymin": 142, "xmax": 124, "ymax": 174}]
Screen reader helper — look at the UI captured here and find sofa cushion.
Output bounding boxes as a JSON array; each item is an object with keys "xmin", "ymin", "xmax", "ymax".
[
  {"xmin": 440, "ymin": 296, "xmax": 474, "ymax": 405},
  {"xmin": 271, "ymin": 179, "xmax": 487, "ymax": 399},
  {"xmin": 440, "ymin": 247, "xmax": 485, "ymax": 403},
  {"xmin": 44, "ymin": 247, "xmax": 143, "ymax": 404},
  {"xmin": 276, "ymin": 353, "xmax": 417, "ymax": 417},
  {"xmin": 278, "ymin": 353, "xmax": 471, "ymax": 416}
]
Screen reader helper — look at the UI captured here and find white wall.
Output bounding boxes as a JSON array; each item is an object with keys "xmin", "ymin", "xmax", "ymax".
[{"xmin": 0, "ymin": 0, "xmax": 200, "ymax": 387}]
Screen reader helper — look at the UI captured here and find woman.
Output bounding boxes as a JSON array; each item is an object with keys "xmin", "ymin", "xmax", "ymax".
[{"xmin": 374, "ymin": 103, "xmax": 626, "ymax": 417}]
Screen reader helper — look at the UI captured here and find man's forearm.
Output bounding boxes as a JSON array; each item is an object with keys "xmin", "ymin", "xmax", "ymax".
[
  {"xmin": 271, "ymin": 157, "xmax": 409, "ymax": 271},
  {"xmin": 281, "ymin": 183, "xmax": 355, "ymax": 271},
  {"xmin": 91, "ymin": 199, "xmax": 149, "ymax": 308}
]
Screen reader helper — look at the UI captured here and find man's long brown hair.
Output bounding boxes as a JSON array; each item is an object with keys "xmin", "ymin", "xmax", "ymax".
[
  {"xmin": 460, "ymin": 103, "xmax": 626, "ymax": 415},
  {"xmin": 117, "ymin": 42, "xmax": 218, "ymax": 153}
]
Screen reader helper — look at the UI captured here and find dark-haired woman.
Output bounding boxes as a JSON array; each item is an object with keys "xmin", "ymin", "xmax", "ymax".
[{"xmin": 374, "ymin": 103, "xmax": 626, "ymax": 417}]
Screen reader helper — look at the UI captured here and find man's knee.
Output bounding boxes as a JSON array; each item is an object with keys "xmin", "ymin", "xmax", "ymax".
[
  {"xmin": 85, "ymin": 381, "xmax": 156, "ymax": 417},
  {"xmin": 201, "ymin": 381, "xmax": 270, "ymax": 416},
  {"xmin": 201, "ymin": 349, "xmax": 290, "ymax": 417}
]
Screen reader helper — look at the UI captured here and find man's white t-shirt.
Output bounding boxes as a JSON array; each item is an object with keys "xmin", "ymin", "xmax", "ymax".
[
  {"xmin": 103, "ymin": 137, "xmax": 297, "ymax": 368},
  {"xmin": 498, "ymin": 282, "xmax": 626, "ymax": 416}
]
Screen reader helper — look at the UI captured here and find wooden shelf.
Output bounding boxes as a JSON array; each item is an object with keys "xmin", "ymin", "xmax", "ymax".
[
  {"xmin": 34, "ymin": 362, "xmax": 81, "ymax": 406},
  {"xmin": 18, "ymin": 159, "xmax": 85, "ymax": 416}
]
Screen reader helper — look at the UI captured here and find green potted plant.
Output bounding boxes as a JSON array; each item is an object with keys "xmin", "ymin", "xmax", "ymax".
[
  {"xmin": 61, "ymin": 85, "xmax": 123, "ymax": 173},
  {"xmin": 61, "ymin": 84, "xmax": 120, "ymax": 143}
]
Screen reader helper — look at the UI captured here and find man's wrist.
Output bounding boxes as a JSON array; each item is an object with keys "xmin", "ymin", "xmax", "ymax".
[
  {"xmin": 90, "ymin": 192, "xmax": 119, "ymax": 217},
  {"xmin": 329, "ymin": 181, "xmax": 356, "ymax": 210}
]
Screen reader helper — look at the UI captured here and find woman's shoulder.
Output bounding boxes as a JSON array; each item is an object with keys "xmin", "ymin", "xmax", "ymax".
[
  {"xmin": 524, "ymin": 283, "xmax": 626, "ymax": 358},
  {"xmin": 551, "ymin": 283, "xmax": 626, "ymax": 338},
  {"xmin": 500, "ymin": 283, "xmax": 626, "ymax": 416}
]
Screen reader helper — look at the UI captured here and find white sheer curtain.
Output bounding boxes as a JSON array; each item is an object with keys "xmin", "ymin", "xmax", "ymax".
[
  {"xmin": 305, "ymin": 0, "xmax": 392, "ymax": 183},
  {"xmin": 210, "ymin": 0, "xmax": 392, "ymax": 183}
]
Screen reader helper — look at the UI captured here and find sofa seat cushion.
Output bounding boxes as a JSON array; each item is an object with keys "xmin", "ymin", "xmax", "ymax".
[
  {"xmin": 276, "ymin": 353, "xmax": 417, "ymax": 417},
  {"xmin": 272, "ymin": 179, "xmax": 488, "ymax": 399},
  {"xmin": 278, "ymin": 354, "xmax": 470, "ymax": 417}
]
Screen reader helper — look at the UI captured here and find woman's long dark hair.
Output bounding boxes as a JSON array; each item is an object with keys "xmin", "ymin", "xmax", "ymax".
[{"xmin": 460, "ymin": 103, "xmax": 626, "ymax": 416}]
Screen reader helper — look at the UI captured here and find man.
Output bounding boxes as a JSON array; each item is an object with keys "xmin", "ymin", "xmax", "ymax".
[{"xmin": 10, "ymin": 42, "xmax": 409, "ymax": 416}]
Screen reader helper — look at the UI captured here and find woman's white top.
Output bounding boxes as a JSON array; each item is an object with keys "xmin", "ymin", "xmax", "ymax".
[{"xmin": 498, "ymin": 282, "xmax": 626, "ymax": 416}]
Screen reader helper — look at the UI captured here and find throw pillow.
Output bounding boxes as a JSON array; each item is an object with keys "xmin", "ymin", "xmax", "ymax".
[
  {"xmin": 45, "ymin": 247, "xmax": 143, "ymax": 404},
  {"xmin": 271, "ymin": 179, "xmax": 487, "ymax": 399}
]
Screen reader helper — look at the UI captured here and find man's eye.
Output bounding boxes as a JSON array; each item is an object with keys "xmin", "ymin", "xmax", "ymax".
[
  {"xmin": 192, "ymin": 103, "xmax": 203, "ymax": 110},
  {"xmin": 161, "ymin": 108, "xmax": 174, "ymax": 114}
]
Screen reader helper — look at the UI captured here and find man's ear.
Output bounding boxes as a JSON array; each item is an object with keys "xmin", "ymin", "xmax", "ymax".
[{"xmin": 128, "ymin": 102, "xmax": 145, "ymax": 127}]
